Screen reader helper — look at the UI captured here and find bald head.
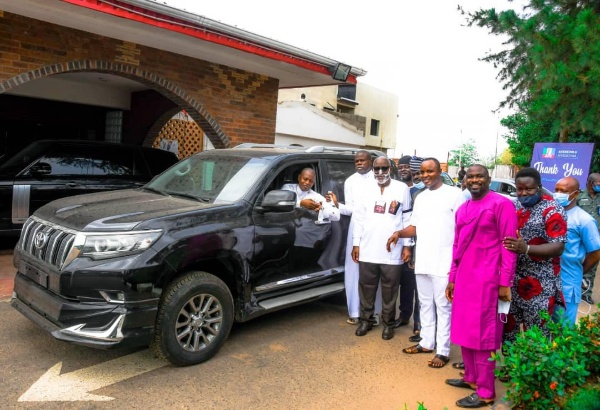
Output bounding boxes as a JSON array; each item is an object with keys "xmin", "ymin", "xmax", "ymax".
[
  {"xmin": 297, "ymin": 168, "xmax": 316, "ymax": 191},
  {"xmin": 555, "ymin": 176, "xmax": 580, "ymax": 209},
  {"xmin": 556, "ymin": 176, "xmax": 579, "ymax": 191}
]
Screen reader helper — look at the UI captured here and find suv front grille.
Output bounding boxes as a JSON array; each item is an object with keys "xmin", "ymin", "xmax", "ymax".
[{"xmin": 18, "ymin": 217, "xmax": 76, "ymax": 270}]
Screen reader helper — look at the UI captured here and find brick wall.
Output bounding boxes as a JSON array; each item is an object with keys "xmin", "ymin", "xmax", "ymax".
[{"xmin": 0, "ymin": 11, "xmax": 279, "ymax": 148}]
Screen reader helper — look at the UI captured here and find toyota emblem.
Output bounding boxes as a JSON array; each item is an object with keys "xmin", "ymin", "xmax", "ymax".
[{"xmin": 34, "ymin": 232, "xmax": 48, "ymax": 249}]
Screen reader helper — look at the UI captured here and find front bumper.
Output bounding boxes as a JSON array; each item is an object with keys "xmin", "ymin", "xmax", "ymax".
[{"xmin": 11, "ymin": 273, "xmax": 158, "ymax": 349}]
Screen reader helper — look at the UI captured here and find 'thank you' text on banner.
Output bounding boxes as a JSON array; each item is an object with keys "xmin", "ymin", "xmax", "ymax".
[{"xmin": 531, "ymin": 142, "xmax": 595, "ymax": 191}]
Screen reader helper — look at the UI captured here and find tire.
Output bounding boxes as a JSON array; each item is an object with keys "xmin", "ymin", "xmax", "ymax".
[{"xmin": 152, "ymin": 271, "xmax": 234, "ymax": 366}]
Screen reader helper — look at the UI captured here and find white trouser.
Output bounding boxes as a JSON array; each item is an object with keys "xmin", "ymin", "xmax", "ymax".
[
  {"xmin": 345, "ymin": 219, "xmax": 381, "ymax": 318},
  {"xmin": 415, "ymin": 273, "xmax": 451, "ymax": 356}
]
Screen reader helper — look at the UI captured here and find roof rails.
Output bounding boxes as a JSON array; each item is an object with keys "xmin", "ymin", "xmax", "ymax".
[
  {"xmin": 233, "ymin": 143, "xmax": 305, "ymax": 150},
  {"xmin": 233, "ymin": 143, "xmax": 386, "ymax": 156}
]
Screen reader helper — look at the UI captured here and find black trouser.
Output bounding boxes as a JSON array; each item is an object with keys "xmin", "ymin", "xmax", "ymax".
[
  {"xmin": 358, "ymin": 262, "xmax": 401, "ymax": 327},
  {"xmin": 399, "ymin": 262, "xmax": 420, "ymax": 325},
  {"xmin": 583, "ymin": 260, "xmax": 598, "ymax": 296}
]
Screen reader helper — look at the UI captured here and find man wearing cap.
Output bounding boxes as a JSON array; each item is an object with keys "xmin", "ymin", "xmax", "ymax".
[
  {"xmin": 577, "ymin": 172, "xmax": 600, "ymax": 304},
  {"xmin": 410, "ymin": 156, "xmax": 426, "ymax": 201},
  {"xmin": 395, "ymin": 156, "xmax": 421, "ymax": 338}
]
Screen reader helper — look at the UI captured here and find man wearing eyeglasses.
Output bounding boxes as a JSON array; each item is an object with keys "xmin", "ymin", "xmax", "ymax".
[{"xmin": 351, "ymin": 156, "xmax": 412, "ymax": 340}]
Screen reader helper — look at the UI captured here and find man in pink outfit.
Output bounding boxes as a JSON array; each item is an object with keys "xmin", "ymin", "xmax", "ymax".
[{"xmin": 445, "ymin": 165, "xmax": 518, "ymax": 408}]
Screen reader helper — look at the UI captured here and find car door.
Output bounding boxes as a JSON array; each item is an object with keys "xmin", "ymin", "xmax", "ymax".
[{"xmin": 251, "ymin": 161, "xmax": 330, "ymax": 295}]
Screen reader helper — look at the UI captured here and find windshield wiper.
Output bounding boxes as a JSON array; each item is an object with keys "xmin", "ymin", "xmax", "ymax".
[
  {"xmin": 164, "ymin": 191, "xmax": 210, "ymax": 202},
  {"xmin": 142, "ymin": 186, "xmax": 168, "ymax": 196}
]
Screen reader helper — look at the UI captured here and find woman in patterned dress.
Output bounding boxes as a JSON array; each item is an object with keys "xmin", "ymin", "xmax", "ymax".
[{"xmin": 501, "ymin": 167, "xmax": 567, "ymax": 344}]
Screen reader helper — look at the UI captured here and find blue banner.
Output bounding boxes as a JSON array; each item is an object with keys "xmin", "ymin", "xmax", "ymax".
[{"xmin": 531, "ymin": 142, "xmax": 595, "ymax": 191}]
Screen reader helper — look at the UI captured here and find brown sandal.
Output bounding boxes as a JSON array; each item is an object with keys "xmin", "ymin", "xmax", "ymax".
[
  {"xmin": 428, "ymin": 354, "xmax": 450, "ymax": 368},
  {"xmin": 402, "ymin": 344, "xmax": 433, "ymax": 354}
]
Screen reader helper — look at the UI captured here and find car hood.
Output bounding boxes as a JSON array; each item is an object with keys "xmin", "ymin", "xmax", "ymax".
[{"xmin": 34, "ymin": 189, "xmax": 226, "ymax": 232}]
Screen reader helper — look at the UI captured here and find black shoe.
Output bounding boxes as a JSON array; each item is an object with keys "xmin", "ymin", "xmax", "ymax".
[
  {"xmin": 456, "ymin": 393, "xmax": 494, "ymax": 408},
  {"xmin": 382, "ymin": 327, "xmax": 394, "ymax": 340},
  {"xmin": 408, "ymin": 334, "xmax": 422, "ymax": 343},
  {"xmin": 355, "ymin": 321, "xmax": 373, "ymax": 336},
  {"xmin": 393, "ymin": 319, "xmax": 410, "ymax": 328},
  {"xmin": 582, "ymin": 293, "xmax": 595, "ymax": 304},
  {"xmin": 445, "ymin": 378, "xmax": 476, "ymax": 390}
]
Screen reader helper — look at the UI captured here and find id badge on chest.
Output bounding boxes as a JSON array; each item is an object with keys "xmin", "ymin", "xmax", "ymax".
[{"xmin": 374, "ymin": 199, "xmax": 386, "ymax": 214}]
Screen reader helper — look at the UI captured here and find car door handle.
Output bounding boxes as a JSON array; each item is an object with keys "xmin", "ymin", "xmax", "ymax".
[{"xmin": 65, "ymin": 182, "xmax": 79, "ymax": 187}]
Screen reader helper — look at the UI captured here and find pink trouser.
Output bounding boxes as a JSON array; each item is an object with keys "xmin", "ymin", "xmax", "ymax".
[{"xmin": 461, "ymin": 346, "xmax": 496, "ymax": 400}]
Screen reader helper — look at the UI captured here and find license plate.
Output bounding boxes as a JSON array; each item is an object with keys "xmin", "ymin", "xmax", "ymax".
[{"xmin": 22, "ymin": 262, "xmax": 48, "ymax": 288}]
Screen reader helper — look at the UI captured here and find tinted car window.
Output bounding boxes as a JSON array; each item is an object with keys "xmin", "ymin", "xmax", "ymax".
[
  {"xmin": 325, "ymin": 160, "xmax": 356, "ymax": 203},
  {"xmin": 29, "ymin": 145, "xmax": 148, "ymax": 177}
]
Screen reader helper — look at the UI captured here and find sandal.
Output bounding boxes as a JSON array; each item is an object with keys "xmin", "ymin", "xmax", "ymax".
[
  {"xmin": 452, "ymin": 361, "xmax": 465, "ymax": 370},
  {"xmin": 346, "ymin": 317, "xmax": 359, "ymax": 325},
  {"xmin": 402, "ymin": 344, "xmax": 433, "ymax": 354},
  {"xmin": 428, "ymin": 354, "xmax": 450, "ymax": 368}
]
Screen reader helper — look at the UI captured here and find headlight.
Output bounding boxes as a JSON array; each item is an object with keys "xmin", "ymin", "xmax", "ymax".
[{"xmin": 79, "ymin": 230, "xmax": 163, "ymax": 260}]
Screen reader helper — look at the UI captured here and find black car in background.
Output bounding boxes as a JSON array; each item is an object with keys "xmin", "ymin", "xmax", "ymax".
[{"xmin": 0, "ymin": 140, "xmax": 179, "ymax": 235}]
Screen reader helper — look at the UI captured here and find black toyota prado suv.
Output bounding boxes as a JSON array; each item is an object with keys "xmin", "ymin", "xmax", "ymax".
[{"xmin": 11, "ymin": 144, "xmax": 394, "ymax": 366}]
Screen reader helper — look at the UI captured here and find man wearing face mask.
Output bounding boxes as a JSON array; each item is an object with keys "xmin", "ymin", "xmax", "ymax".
[
  {"xmin": 444, "ymin": 165, "xmax": 517, "ymax": 408},
  {"xmin": 394, "ymin": 156, "xmax": 422, "ymax": 337},
  {"xmin": 501, "ymin": 168, "xmax": 567, "ymax": 349},
  {"xmin": 554, "ymin": 177, "xmax": 600, "ymax": 324},
  {"xmin": 351, "ymin": 156, "xmax": 412, "ymax": 340},
  {"xmin": 577, "ymin": 173, "xmax": 600, "ymax": 304}
]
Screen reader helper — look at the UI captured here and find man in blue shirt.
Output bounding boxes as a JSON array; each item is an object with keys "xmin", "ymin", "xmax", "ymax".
[{"xmin": 554, "ymin": 177, "xmax": 600, "ymax": 324}]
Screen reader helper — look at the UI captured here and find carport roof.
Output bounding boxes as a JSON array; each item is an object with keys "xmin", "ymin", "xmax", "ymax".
[{"xmin": 0, "ymin": 0, "xmax": 366, "ymax": 88}]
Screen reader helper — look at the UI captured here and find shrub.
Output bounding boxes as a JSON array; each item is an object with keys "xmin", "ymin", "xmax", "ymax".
[
  {"xmin": 497, "ymin": 311, "xmax": 590, "ymax": 409},
  {"xmin": 563, "ymin": 385, "xmax": 600, "ymax": 410},
  {"xmin": 576, "ymin": 307, "xmax": 600, "ymax": 374}
]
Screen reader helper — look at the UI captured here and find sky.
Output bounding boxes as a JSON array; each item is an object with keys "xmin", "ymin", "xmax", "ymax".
[{"xmin": 163, "ymin": 0, "xmax": 521, "ymax": 162}]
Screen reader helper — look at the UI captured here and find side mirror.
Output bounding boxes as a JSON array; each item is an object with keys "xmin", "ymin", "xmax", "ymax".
[
  {"xmin": 258, "ymin": 190, "xmax": 296, "ymax": 212},
  {"xmin": 29, "ymin": 162, "xmax": 52, "ymax": 176},
  {"xmin": 509, "ymin": 192, "xmax": 517, "ymax": 197}
]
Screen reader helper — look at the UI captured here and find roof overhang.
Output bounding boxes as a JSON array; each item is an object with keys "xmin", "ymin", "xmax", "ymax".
[{"xmin": 0, "ymin": 0, "xmax": 366, "ymax": 88}]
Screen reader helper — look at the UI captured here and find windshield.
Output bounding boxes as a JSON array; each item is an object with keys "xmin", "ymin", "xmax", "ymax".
[
  {"xmin": 0, "ymin": 141, "xmax": 51, "ymax": 175},
  {"xmin": 146, "ymin": 153, "xmax": 272, "ymax": 203}
]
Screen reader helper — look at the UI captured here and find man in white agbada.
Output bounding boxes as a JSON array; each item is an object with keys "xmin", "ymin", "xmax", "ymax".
[
  {"xmin": 327, "ymin": 151, "xmax": 382, "ymax": 325},
  {"xmin": 351, "ymin": 156, "xmax": 412, "ymax": 340},
  {"xmin": 387, "ymin": 157, "xmax": 465, "ymax": 368}
]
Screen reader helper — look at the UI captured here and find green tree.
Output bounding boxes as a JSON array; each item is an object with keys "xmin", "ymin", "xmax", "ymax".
[
  {"xmin": 448, "ymin": 139, "xmax": 479, "ymax": 167},
  {"xmin": 501, "ymin": 104, "xmax": 600, "ymax": 171},
  {"xmin": 461, "ymin": 1, "xmax": 600, "ymax": 141}
]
